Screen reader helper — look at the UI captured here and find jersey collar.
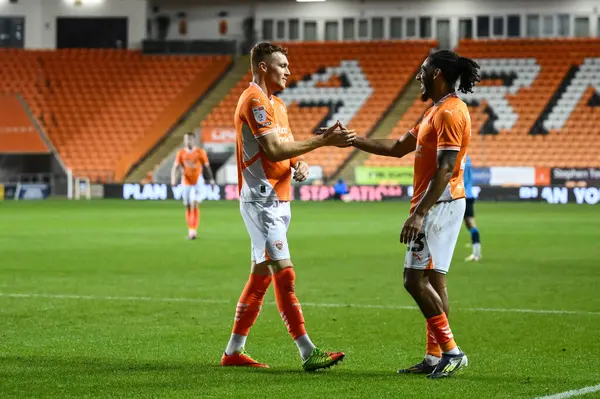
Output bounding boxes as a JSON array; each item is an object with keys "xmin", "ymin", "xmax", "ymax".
[
  {"xmin": 434, "ymin": 92, "xmax": 458, "ymax": 107},
  {"xmin": 249, "ymin": 82, "xmax": 274, "ymax": 102}
]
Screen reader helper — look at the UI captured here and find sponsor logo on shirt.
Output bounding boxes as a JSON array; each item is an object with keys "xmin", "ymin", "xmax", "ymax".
[{"xmin": 256, "ymin": 121, "xmax": 272, "ymax": 129}]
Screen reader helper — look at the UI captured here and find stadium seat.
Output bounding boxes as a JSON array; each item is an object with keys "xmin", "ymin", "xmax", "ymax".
[
  {"xmin": 365, "ymin": 38, "xmax": 600, "ymax": 169},
  {"xmin": 0, "ymin": 49, "xmax": 231, "ymax": 182}
]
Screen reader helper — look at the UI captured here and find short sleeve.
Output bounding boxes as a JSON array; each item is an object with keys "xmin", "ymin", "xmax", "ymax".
[
  {"xmin": 437, "ymin": 109, "xmax": 465, "ymax": 151},
  {"xmin": 174, "ymin": 150, "xmax": 183, "ymax": 166},
  {"xmin": 408, "ymin": 122, "xmax": 420, "ymax": 138},
  {"xmin": 241, "ymin": 96, "xmax": 277, "ymax": 138},
  {"xmin": 199, "ymin": 149, "xmax": 209, "ymax": 165}
]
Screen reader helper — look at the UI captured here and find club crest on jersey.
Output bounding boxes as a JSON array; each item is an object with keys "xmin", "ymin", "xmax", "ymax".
[
  {"xmin": 273, "ymin": 240, "xmax": 284, "ymax": 251},
  {"xmin": 252, "ymin": 106, "xmax": 267, "ymax": 123},
  {"xmin": 415, "ymin": 145, "xmax": 423, "ymax": 157}
]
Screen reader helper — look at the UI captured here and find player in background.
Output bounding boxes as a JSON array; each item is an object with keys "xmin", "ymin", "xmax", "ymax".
[
  {"xmin": 171, "ymin": 132, "xmax": 216, "ymax": 240},
  {"xmin": 220, "ymin": 42, "xmax": 355, "ymax": 371},
  {"xmin": 350, "ymin": 50, "xmax": 480, "ymax": 378},
  {"xmin": 463, "ymin": 155, "xmax": 482, "ymax": 261}
]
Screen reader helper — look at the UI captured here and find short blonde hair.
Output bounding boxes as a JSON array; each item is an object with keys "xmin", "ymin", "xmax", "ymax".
[{"xmin": 250, "ymin": 42, "xmax": 288, "ymax": 71}]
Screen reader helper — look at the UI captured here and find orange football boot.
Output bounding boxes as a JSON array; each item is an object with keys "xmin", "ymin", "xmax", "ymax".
[{"xmin": 221, "ymin": 349, "xmax": 269, "ymax": 368}]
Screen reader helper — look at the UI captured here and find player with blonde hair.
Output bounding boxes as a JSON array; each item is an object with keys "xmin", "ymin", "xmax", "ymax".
[{"xmin": 220, "ymin": 42, "xmax": 356, "ymax": 371}]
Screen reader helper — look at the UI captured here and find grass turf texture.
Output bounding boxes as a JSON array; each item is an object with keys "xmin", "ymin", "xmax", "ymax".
[{"xmin": 1, "ymin": 200, "xmax": 599, "ymax": 398}]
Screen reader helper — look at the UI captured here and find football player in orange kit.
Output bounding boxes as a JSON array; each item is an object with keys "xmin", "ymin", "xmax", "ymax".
[
  {"xmin": 351, "ymin": 50, "xmax": 481, "ymax": 378},
  {"xmin": 220, "ymin": 42, "xmax": 356, "ymax": 371},
  {"xmin": 171, "ymin": 132, "xmax": 215, "ymax": 240}
]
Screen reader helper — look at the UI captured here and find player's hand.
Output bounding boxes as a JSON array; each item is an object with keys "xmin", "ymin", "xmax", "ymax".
[
  {"xmin": 209, "ymin": 179, "xmax": 216, "ymax": 188},
  {"xmin": 293, "ymin": 161, "xmax": 309, "ymax": 182},
  {"xmin": 317, "ymin": 121, "xmax": 356, "ymax": 147},
  {"xmin": 400, "ymin": 212, "xmax": 424, "ymax": 244},
  {"xmin": 171, "ymin": 179, "xmax": 177, "ymax": 186}
]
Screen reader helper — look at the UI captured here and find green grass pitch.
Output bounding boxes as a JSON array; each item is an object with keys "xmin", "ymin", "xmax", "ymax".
[{"xmin": 1, "ymin": 200, "xmax": 599, "ymax": 398}]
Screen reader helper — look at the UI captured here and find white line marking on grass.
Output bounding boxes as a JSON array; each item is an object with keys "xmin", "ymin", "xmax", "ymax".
[
  {"xmin": 536, "ymin": 383, "xmax": 600, "ymax": 399},
  {"xmin": 0, "ymin": 292, "xmax": 599, "ymax": 316},
  {"xmin": 0, "ymin": 293, "xmax": 230, "ymax": 305}
]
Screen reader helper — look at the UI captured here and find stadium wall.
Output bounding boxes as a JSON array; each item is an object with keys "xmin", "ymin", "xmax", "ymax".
[
  {"xmin": 150, "ymin": 3, "xmax": 252, "ymax": 44},
  {"xmin": 159, "ymin": 0, "xmax": 600, "ymax": 48},
  {"xmin": 97, "ymin": 183, "xmax": 600, "ymax": 205},
  {"xmin": 0, "ymin": 0, "xmax": 147, "ymax": 49}
]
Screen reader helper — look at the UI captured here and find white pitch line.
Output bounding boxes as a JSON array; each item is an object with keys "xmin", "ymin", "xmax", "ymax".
[
  {"xmin": 536, "ymin": 383, "xmax": 600, "ymax": 399},
  {"xmin": 1, "ymin": 292, "xmax": 599, "ymax": 316},
  {"xmin": 0, "ymin": 292, "xmax": 230, "ymax": 305}
]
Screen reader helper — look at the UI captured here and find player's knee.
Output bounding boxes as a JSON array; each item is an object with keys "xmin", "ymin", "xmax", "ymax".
[
  {"xmin": 269, "ymin": 259, "xmax": 293, "ymax": 274},
  {"xmin": 251, "ymin": 261, "xmax": 271, "ymax": 276},
  {"xmin": 403, "ymin": 274, "xmax": 423, "ymax": 296}
]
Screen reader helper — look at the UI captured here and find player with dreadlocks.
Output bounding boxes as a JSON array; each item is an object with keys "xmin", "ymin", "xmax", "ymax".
[{"xmin": 350, "ymin": 50, "xmax": 480, "ymax": 378}]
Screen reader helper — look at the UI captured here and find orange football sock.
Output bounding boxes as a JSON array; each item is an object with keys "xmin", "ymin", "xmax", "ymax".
[
  {"xmin": 426, "ymin": 323, "xmax": 442, "ymax": 357},
  {"xmin": 192, "ymin": 207, "xmax": 199, "ymax": 229},
  {"xmin": 426, "ymin": 313, "xmax": 457, "ymax": 353},
  {"xmin": 232, "ymin": 273, "xmax": 272, "ymax": 336},
  {"xmin": 273, "ymin": 267, "xmax": 306, "ymax": 340},
  {"xmin": 185, "ymin": 209, "xmax": 193, "ymax": 228}
]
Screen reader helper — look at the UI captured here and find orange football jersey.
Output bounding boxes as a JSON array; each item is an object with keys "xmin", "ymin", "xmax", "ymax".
[
  {"xmin": 234, "ymin": 82, "xmax": 295, "ymax": 202},
  {"xmin": 409, "ymin": 94, "xmax": 471, "ymax": 213},
  {"xmin": 175, "ymin": 147, "xmax": 209, "ymax": 185}
]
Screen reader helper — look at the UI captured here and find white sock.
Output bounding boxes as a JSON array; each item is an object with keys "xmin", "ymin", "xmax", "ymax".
[
  {"xmin": 295, "ymin": 334, "xmax": 316, "ymax": 360},
  {"xmin": 473, "ymin": 243, "xmax": 481, "ymax": 257},
  {"xmin": 445, "ymin": 346, "xmax": 461, "ymax": 356},
  {"xmin": 225, "ymin": 333, "xmax": 247, "ymax": 356},
  {"xmin": 425, "ymin": 354, "xmax": 441, "ymax": 366}
]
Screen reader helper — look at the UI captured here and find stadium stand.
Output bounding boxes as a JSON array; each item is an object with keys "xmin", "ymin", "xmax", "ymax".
[
  {"xmin": 0, "ymin": 49, "xmax": 231, "ymax": 182},
  {"xmin": 201, "ymin": 41, "xmax": 435, "ymax": 176},
  {"xmin": 365, "ymin": 38, "xmax": 600, "ymax": 169}
]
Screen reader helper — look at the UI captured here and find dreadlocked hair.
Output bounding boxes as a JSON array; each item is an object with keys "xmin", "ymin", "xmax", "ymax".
[{"xmin": 429, "ymin": 50, "xmax": 481, "ymax": 94}]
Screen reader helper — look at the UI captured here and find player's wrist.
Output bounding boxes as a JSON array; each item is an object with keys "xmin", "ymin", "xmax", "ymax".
[
  {"xmin": 413, "ymin": 207, "xmax": 427, "ymax": 217},
  {"xmin": 314, "ymin": 135, "xmax": 327, "ymax": 147}
]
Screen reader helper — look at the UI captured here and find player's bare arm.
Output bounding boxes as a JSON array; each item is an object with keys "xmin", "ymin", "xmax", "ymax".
[
  {"xmin": 204, "ymin": 163, "xmax": 216, "ymax": 185},
  {"xmin": 400, "ymin": 149, "xmax": 458, "ymax": 244},
  {"xmin": 170, "ymin": 163, "xmax": 180, "ymax": 186},
  {"xmin": 353, "ymin": 132, "xmax": 417, "ymax": 158},
  {"xmin": 257, "ymin": 122, "xmax": 356, "ymax": 162}
]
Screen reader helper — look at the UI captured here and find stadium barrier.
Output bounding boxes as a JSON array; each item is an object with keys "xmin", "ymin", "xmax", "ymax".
[
  {"xmin": 550, "ymin": 168, "xmax": 600, "ymax": 185},
  {"xmin": 354, "ymin": 166, "xmax": 555, "ymax": 186},
  {"xmin": 101, "ymin": 183, "xmax": 600, "ymax": 205},
  {"xmin": 0, "ymin": 183, "xmax": 50, "ymax": 200}
]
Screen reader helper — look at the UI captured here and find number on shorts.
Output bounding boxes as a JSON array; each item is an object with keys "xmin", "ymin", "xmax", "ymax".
[{"xmin": 409, "ymin": 233, "xmax": 426, "ymax": 252}]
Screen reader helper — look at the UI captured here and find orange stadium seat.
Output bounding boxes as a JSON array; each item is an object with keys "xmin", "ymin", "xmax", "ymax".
[
  {"xmin": 366, "ymin": 38, "xmax": 600, "ymax": 169},
  {"xmin": 0, "ymin": 49, "xmax": 231, "ymax": 182},
  {"xmin": 201, "ymin": 41, "xmax": 435, "ymax": 177}
]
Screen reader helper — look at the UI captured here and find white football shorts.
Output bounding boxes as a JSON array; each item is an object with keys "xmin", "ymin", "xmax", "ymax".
[
  {"xmin": 182, "ymin": 178, "xmax": 205, "ymax": 206},
  {"xmin": 240, "ymin": 200, "xmax": 291, "ymax": 263},
  {"xmin": 404, "ymin": 198, "xmax": 466, "ymax": 274}
]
